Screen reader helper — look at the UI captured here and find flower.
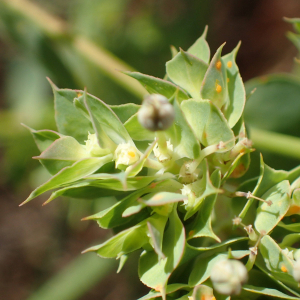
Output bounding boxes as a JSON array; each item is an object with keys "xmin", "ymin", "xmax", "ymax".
[
  {"xmin": 114, "ymin": 143, "xmax": 139, "ymax": 169},
  {"xmin": 153, "ymin": 139, "xmax": 173, "ymax": 163}
]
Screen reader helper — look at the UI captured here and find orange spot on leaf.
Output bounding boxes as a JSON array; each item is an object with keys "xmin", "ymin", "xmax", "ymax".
[
  {"xmin": 216, "ymin": 60, "xmax": 222, "ymax": 70},
  {"xmin": 227, "ymin": 61, "xmax": 232, "ymax": 68},
  {"xmin": 216, "ymin": 84, "xmax": 222, "ymax": 93}
]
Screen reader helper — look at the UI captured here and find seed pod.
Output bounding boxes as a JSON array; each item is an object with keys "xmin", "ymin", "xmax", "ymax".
[
  {"xmin": 138, "ymin": 94, "xmax": 175, "ymax": 131},
  {"xmin": 210, "ymin": 259, "xmax": 248, "ymax": 295}
]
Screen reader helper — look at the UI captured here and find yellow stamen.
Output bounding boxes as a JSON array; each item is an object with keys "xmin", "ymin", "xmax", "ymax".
[
  {"xmin": 127, "ymin": 151, "xmax": 136, "ymax": 158},
  {"xmin": 281, "ymin": 265, "xmax": 288, "ymax": 273}
]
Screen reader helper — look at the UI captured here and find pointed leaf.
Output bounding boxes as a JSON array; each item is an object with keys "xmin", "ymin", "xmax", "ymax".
[
  {"xmin": 200, "ymin": 44, "xmax": 227, "ymax": 109},
  {"xmin": 51, "ymin": 83, "xmax": 94, "ymax": 143},
  {"xmin": 278, "ymin": 221, "xmax": 300, "ymax": 232},
  {"xmin": 254, "ymin": 180, "xmax": 291, "ymax": 234},
  {"xmin": 110, "ymin": 103, "xmax": 140, "ymax": 123},
  {"xmin": 21, "ymin": 155, "xmax": 113, "ymax": 205},
  {"xmin": 166, "ymin": 50, "xmax": 208, "ymax": 99},
  {"xmin": 143, "ymin": 192, "xmax": 186, "ymax": 206},
  {"xmin": 124, "ymin": 71, "xmax": 189, "ymax": 102},
  {"xmin": 181, "ymin": 99, "xmax": 235, "ymax": 150},
  {"xmin": 187, "ymin": 26, "xmax": 210, "ymax": 63},
  {"xmin": 222, "ymin": 42, "xmax": 246, "ymax": 127},
  {"xmin": 139, "ymin": 206, "xmax": 185, "ymax": 289}
]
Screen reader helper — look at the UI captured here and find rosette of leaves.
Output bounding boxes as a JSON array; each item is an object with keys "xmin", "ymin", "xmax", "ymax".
[{"xmin": 22, "ymin": 27, "xmax": 300, "ymax": 300}]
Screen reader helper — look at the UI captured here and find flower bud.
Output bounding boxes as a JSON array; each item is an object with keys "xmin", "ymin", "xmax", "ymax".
[
  {"xmin": 210, "ymin": 259, "xmax": 248, "ymax": 295},
  {"xmin": 138, "ymin": 94, "xmax": 175, "ymax": 131}
]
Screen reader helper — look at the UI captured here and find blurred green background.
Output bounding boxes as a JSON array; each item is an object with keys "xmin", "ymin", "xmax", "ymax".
[{"xmin": 1, "ymin": 0, "xmax": 300, "ymax": 299}]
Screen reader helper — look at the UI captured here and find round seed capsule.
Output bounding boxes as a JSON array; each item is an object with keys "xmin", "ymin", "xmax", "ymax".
[{"xmin": 138, "ymin": 94, "xmax": 175, "ymax": 131}]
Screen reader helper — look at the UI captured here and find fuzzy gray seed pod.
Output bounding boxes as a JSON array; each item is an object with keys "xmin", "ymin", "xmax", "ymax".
[{"xmin": 138, "ymin": 94, "xmax": 175, "ymax": 131}]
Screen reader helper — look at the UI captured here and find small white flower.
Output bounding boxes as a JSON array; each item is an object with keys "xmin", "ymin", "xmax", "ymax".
[
  {"xmin": 85, "ymin": 133, "xmax": 111, "ymax": 156},
  {"xmin": 180, "ymin": 184, "xmax": 193, "ymax": 205},
  {"xmin": 282, "ymin": 248, "xmax": 294, "ymax": 261},
  {"xmin": 153, "ymin": 139, "xmax": 173, "ymax": 163},
  {"xmin": 179, "ymin": 160, "xmax": 199, "ymax": 184},
  {"xmin": 114, "ymin": 143, "xmax": 139, "ymax": 169}
]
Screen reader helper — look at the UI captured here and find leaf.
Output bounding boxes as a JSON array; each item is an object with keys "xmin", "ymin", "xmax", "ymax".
[
  {"xmin": 125, "ymin": 114, "xmax": 155, "ymax": 141},
  {"xmin": 173, "ymin": 98, "xmax": 201, "ymax": 159},
  {"xmin": 83, "ymin": 219, "xmax": 149, "ymax": 258},
  {"xmin": 279, "ymin": 233, "xmax": 300, "ymax": 248},
  {"xmin": 187, "ymin": 26, "xmax": 210, "ymax": 63},
  {"xmin": 200, "ymin": 44, "xmax": 227, "ymax": 109},
  {"xmin": 84, "ymin": 188, "xmax": 149, "ymax": 229},
  {"xmin": 84, "ymin": 92, "xmax": 133, "ymax": 146},
  {"xmin": 21, "ymin": 155, "xmax": 113, "ymax": 205},
  {"xmin": 110, "ymin": 103, "xmax": 140, "ymax": 123},
  {"xmin": 23, "ymin": 124, "xmax": 63, "ymax": 152},
  {"xmin": 284, "ymin": 17, "xmax": 300, "ymax": 34},
  {"xmin": 242, "ymin": 285, "xmax": 300, "ymax": 300},
  {"xmin": 143, "ymin": 192, "xmax": 187, "ymax": 206},
  {"xmin": 254, "ymin": 180, "xmax": 291, "ymax": 234},
  {"xmin": 192, "ymin": 285, "xmax": 214, "ymax": 300},
  {"xmin": 181, "ymin": 99, "xmax": 235, "ymax": 150},
  {"xmin": 35, "ymin": 136, "xmax": 89, "ymax": 175},
  {"xmin": 259, "ymin": 235, "xmax": 296, "ymax": 287},
  {"xmin": 147, "ymin": 214, "xmax": 169, "ymax": 259},
  {"xmin": 277, "ymin": 221, "xmax": 300, "ymax": 232},
  {"xmin": 166, "ymin": 49, "xmax": 208, "ymax": 99},
  {"xmin": 186, "ymin": 169, "xmax": 221, "ymax": 241},
  {"xmin": 139, "ymin": 206, "xmax": 185, "ymax": 289},
  {"xmin": 50, "ymin": 82, "xmax": 94, "ymax": 143},
  {"xmin": 222, "ymin": 42, "xmax": 246, "ymax": 128},
  {"xmin": 124, "ymin": 71, "xmax": 189, "ymax": 102}
]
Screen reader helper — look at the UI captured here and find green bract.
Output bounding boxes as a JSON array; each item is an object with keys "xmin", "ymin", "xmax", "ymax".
[{"xmin": 23, "ymin": 27, "xmax": 300, "ymax": 300}]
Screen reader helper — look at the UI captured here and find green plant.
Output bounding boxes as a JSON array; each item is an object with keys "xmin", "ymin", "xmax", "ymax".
[{"xmin": 22, "ymin": 25, "xmax": 300, "ymax": 300}]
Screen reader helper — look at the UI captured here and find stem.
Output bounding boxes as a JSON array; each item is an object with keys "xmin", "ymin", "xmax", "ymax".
[
  {"xmin": 1, "ymin": 0, "xmax": 146, "ymax": 98},
  {"xmin": 250, "ymin": 127, "xmax": 300, "ymax": 160}
]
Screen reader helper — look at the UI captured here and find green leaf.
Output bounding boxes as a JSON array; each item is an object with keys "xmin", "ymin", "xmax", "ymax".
[
  {"xmin": 279, "ymin": 233, "xmax": 300, "ymax": 248},
  {"xmin": 84, "ymin": 92, "xmax": 133, "ymax": 146},
  {"xmin": 173, "ymin": 98, "xmax": 201, "ymax": 159},
  {"xmin": 166, "ymin": 49, "xmax": 208, "ymax": 99},
  {"xmin": 139, "ymin": 205, "xmax": 185, "ymax": 289},
  {"xmin": 254, "ymin": 180, "xmax": 291, "ymax": 234},
  {"xmin": 259, "ymin": 235, "xmax": 295, "ymax": 286},
  {"xmin": 110, "ymin": 103, "xmax": 140, "ymax": 123},
  {"xmin": 285, "ymin": 17, "xmax": 300, "ymax": 34},
  {"xmin": 84, "ymin": 219, "xmax": 149, "ymax": 258},
  {"xmin": 50, "ymin": 82, "xmax": 94, "ymax": 143},
  {"xmin": 192, "ymin": 285, "xmax": 214, "ymax": 300},
  {"xmin": 277, "ymin": 221, "xmax": 300, "ymax": 233},
  {"xmin": 23, "ymin": 124, "xmax": 63, "ymax": 152},
  {"xmin": 181, "ymin": 99, "xmax": 235, "ymax": 150},
  {"xmin": 125, "ymin": 113, "xmax": 155, "ymax": 141},
  {"xmin": 124, "ymin": 71, "xmax": 189, "ymax": 102},
  {"xmin": 143, "ymin": 192, "xmax": 186, "ymax": 206},
  {"xmin": 35, "ymin": 136, "xmax": 89, "ymax": 175},
  {"xmin": 187, "ymin": 26, "xmax": 210, "ymax": 63},
  {"xmin": 147, "ymin": 214, "xmax": 169, "ymax": 259},
  {"xmin": 84, "ymin": 188, "xmax": 149, "ymax": 229},
  {"xmin": 200, "ymin": 44, "xmax": 227, "ymax": 109},
  {"xmin": 186, "ymin": 169, "xmax": 221, "ymax": 241},
  {"xmin": 21, "ymin": 155, "xmax": 113, "ymax": 205},
  {"xmin": 242, "ymin": 285, "xmax": 300, "ymax": 300},
  {"xmin": 222, "ymin": 42, "xmax": 246, "ymax": 128}
]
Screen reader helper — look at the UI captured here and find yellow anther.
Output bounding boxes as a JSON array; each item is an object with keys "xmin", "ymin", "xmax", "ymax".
[
  {"xmin": 216, "ymin": 60, "xmax": 222, "ymax": 70},
  {"xmin": 281, "ymin": 265, "xmax": 288, "ymax": 273},
  {"xmin": 227, "ymin": 61, "xmax": 233, "ymax": 68},
  {"xmin": 127, "ymin": 151, "xmax": 136, "ymax": 158},
  {"xmin": 216, "ymin": 84, "xmax": 222, "ymax": 93}
]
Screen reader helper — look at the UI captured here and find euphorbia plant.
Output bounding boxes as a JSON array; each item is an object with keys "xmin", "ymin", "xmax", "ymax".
[{"xmin": 22, "ymin": 26, "xmax": 300, "ymax": 300}]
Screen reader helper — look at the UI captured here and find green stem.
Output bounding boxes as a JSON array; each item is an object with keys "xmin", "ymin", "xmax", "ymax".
[
  {"xmin": 1, "ymin": 0, "xmax": 146, "ymax": 98},
  {"xmin": 250, "ymin": 127, "xmax": 300, "ymax": 160}
]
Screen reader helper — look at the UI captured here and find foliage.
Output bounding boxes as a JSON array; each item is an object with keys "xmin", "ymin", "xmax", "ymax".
[{"xmin": 22, "ymin": 20, "xmax": 300, "ymax": 300}]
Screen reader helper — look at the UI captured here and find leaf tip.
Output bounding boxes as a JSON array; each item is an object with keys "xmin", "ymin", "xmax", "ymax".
[{"xmin": 46, "ymin": 77, "xmax": 58, "ymax": 91}]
